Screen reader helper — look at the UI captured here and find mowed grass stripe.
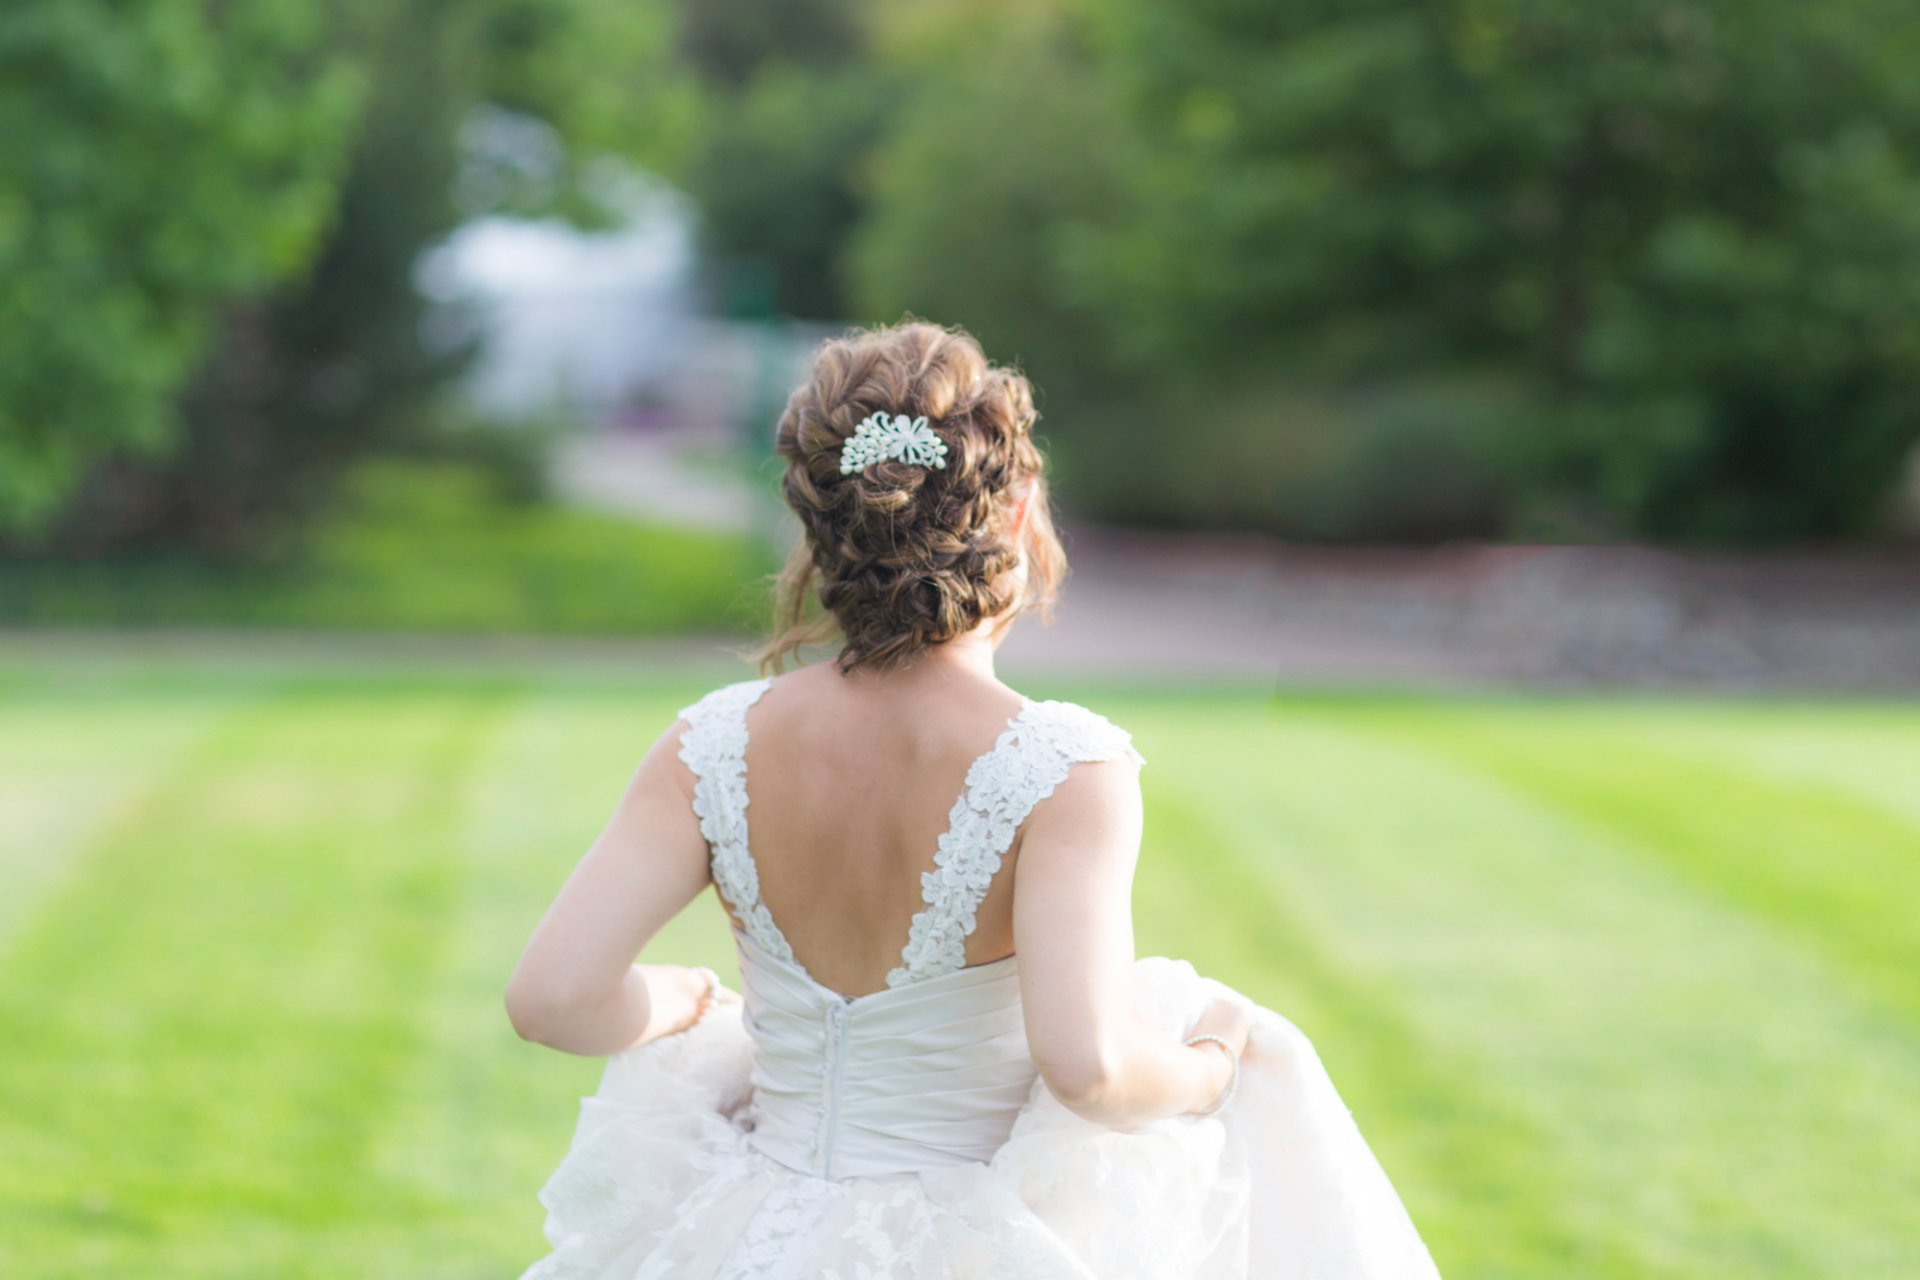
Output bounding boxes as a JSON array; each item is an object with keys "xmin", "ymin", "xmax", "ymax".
[
  {"xmin": 1132, "ymin": 696, "xmax": 1919, "ymax": 1278},
  {"xmin": 1130, "ymin": 775, "xmax": 1631, "ymax": 1280},
  {"xmin": 354, "ymin": 684, "xmax": 740, "ymax": 1274},
  {"xmin": 0, "ymin": 690, "xmax": 254, "ymax": 951},
  {"xmin": 1376, "ymin": 703, "xmax": 1920, "ymax": 1026},
  {"xmin": 1315, "ymin": 701, "xmax": 1920, "ymax": 1279},
  {"xmin": 0, "ymin": 681, "xmax": 520, "ymax": 1280},
  {"xmin": 1621, "ymin": 709, "xmax": 1920, "ymax": 830},
  {"xmin": 1489, "ymin": 700, "xmax": 1920, "ymax": 851},
  {"xmin": 1121, "ymin": 696, "xmax": 1659, "ymax": 1279}
]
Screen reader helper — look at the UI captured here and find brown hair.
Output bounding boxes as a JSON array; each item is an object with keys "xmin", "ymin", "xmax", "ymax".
[{"xmin": 752, "ymin": 320, "xmax": 1068, "ymax": 676}]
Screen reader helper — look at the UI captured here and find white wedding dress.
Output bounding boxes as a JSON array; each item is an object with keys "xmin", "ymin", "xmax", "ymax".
[{"xmin": 518, "ymin": 678, "xmax": 1443, "ymax": 1279}]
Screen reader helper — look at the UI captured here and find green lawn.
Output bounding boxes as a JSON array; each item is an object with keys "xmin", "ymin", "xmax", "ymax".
[
  {"xmin": 0, "ymin": 646, "xmax": 1915, "ymax": 1278},
  {"xmin": 0, "ymin": 459, "xmax": 775, "ymax": 635}
]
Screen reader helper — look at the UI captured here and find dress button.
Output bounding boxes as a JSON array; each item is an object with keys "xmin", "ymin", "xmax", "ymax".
[{"xmin": 816, "ymin": 1063, "xmax": 827, "ymax": 1077}]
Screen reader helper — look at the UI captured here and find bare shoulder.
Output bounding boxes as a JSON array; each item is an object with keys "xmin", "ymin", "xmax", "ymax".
[
  {"xmin": 1028, "ymin": 750, "xmax": 1143, "ymax": 825},
  {"xmin": 1017, "ymin": 762, "xmax": 1144, "ymax": 888}
]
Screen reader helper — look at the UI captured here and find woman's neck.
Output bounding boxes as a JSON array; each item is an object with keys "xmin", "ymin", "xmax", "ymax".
[{"xmin": 839, "ymin": 616, "xmax": 1010, "ymax": 691}]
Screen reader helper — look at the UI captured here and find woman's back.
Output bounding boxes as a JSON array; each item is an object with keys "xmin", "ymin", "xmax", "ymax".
[
  {"xmin": 673, "ymin": 670, "xmax": 1147, "ymax": 1180},
  {"xmin": 725, "ymin": 661, "xmax": 1046, "ymax": 998}
]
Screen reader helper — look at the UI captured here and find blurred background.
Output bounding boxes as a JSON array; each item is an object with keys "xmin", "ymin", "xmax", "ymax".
[{"xmin": 1, "ymin": 1, "xmax": 1916, "ymax": 1276}]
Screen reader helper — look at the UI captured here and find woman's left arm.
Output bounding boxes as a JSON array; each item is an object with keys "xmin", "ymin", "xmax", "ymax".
[{"xmin": 504, "ymin": 718, "xmax": 717, "ymax": 1056}]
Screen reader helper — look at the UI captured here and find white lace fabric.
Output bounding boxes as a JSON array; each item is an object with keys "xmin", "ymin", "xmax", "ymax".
[
  {"xmin": 673, "ymin": 677, "xmax": 1147, "ymax": 995},
  {"xmin": 889, "ymin": 698, "xmax": 1147, "ymax": 988},
  {"xmin": 674, "ymin": 678, "xmax": 796, "ymax": 969}
]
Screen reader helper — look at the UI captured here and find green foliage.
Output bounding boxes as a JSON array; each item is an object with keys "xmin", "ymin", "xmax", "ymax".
[
  {"xmin": 1, "ymin": 0, "xmax": 695, "ymax": 553},
  {"xmin": 16, "ymin": 0, "xmax": 1920, "ymax": 545},
  {"xmin": 1080, "ymin": 0, "xmax": 1920, "ymax": 541},
  {"xmin": 620, "ymin": 0, "xmax": 885, "ymax": 320},
  {"xmin": 121, "ymin": 2, "xmax": 499, "ymax": 561},
  {"xmin": 677, "ymin": 0, "xmax": 861, "ymax": 88},
  {"xmin": 846, "ymin": 3, "xmax": 1285, "ymax": 531},
  {"xmin": 849, "ymin": 6, "xmax": 1121, "ymax": 384},
  {"xmin": 0, "ymin": 459, "xmax": 773, "ymax": 634},
  {"xmin": 689, "ymin": 64, "xmax": 891, "ymax": 319},
  {"xmin": 848, "ymin": 7, "xmax": 1134, "ymax": 405},
  {"xmin": 1253, "ymin": 375, "xmax": 1514, "ymax": 541},
  {"xmin": 0, "ymin": 0, "xmax": 361, "ymax": 533},
  {"xmin": 475, "ymin": 0, "xmax": 702, "ymax": 205},
  {"xmin": 385, "ymin": 397, "xmax": 578, "ymax": 507}
]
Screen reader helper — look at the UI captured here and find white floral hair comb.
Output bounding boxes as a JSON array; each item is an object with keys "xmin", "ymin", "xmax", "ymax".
[{"xmin": 839, "ymin": 411, "xmax": 950, "ymax": 475}]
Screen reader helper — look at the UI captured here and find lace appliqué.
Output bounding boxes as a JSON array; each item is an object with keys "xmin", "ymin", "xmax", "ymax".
[
  {"xmin": 714, "ymin": 1164, "xmax": 841, "ymax": 1280},
  {"xmin": 676, "ymin": 678, "xmax": 794, "ymax": 966},
  {"xmin": 886, "ymin": 701, "xmax": 1146, "ymax": 988}
]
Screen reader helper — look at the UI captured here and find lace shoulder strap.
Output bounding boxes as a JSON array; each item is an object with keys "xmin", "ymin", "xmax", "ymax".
[
  {"xmin": 886, "ymin": 699, "xmax": 1146, "ymax": 988},
  {"xmin": 673, "ymin": 677, "xmax": 796, "ymax": 965}
]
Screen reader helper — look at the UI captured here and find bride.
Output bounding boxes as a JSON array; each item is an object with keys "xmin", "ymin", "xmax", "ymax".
[{"xmin": 505, "ymin": 321, "xmax": 1443, "ymax": 1278}]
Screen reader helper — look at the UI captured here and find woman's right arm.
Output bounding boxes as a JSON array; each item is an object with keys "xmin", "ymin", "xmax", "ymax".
[{"xmin": 1012, "ymin": 757, "xmax": 1245, "ymax": 1129}]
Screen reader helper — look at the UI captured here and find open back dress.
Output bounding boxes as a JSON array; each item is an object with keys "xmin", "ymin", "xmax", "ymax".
[{"xmin": 517, "ymin": 677, "xmax": 1443, "ymax": 1279}]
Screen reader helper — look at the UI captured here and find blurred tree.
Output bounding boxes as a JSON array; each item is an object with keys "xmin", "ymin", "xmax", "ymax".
[
  {"xmin": 475, "ymin": 0, "xmax": 700, "ymax": 209},
  {"xmin": 847, "ymin": 1, "xmax": 1289, "ymax": 530},
  {"xmin": 850, "ymin": 3, "xmax": 1128, "ymax": 409},
  {"xmin": 643, "ymin": 0, "xmax": 888, "ymax": 320},
  {"xmin": 1081, "ymin": 0, "xmax": 1920, "ymax": 541},
  {"xmin": 21, "ymin": 0, "xmax": 1916, "ymax": 548},
  {"xmin": 0, "ymin": 0, "xmax": 360, "ymax": 537},
  {"xmin": 8, "ymin": 0, "xmax": 689, "ymax": 555},
  {"xmin": 689, "ymin": 64, "xmax": 884, "ymax": 321},
  {"xmin": 678, "ymin": 0, "xmax": 859, "ymax": 89},
  {"xmin": 88, "ymin": 3, "xmax": 484, "ymax": 558}
]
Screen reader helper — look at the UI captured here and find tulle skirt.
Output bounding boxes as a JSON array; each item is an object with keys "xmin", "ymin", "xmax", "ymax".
[{"xmin": 518, "ymin": 957, "xmax": 1442, "ymax": 1279}]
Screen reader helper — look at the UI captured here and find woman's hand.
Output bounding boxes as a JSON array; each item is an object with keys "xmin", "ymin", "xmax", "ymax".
[
  {"xmin": 652, "ymin": 971, "xmax": 733, "ymax": 1043},
  {"xmin": 642, "ymin": 964, "xmax": 741, "ymax": 1044},
  {"xmin": 1183, "ymin": 996, "xmax": 1250, "ymax": 1114}
]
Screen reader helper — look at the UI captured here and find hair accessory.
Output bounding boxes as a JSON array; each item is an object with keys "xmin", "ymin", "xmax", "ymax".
[{"xmin": 839, "ymin": 411, "xmax": 949, "ymax": 475}]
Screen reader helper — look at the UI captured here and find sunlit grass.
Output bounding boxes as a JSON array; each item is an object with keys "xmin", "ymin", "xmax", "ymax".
[
  {"xmin": 0, "ymin": 652, "xmax": 1914, "ymax": 1278},
  {"xmin": 0, "ymin": 459, "xmax": 774, "ymax": 635}
]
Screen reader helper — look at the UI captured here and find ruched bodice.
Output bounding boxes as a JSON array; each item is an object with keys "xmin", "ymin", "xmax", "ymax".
[
  {"xmin": 733, "ymin": 928, "xmax": 1035, "ymax": 1179},
  {"xmin": 673, "ymin": 676, "xmax": 1146, "ymax": 1182}
]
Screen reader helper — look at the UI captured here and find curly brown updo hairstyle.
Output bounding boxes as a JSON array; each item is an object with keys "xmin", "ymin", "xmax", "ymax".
[{"xmin": 753, "ymin": 320, "xmax": 1068, "ymax": 676}]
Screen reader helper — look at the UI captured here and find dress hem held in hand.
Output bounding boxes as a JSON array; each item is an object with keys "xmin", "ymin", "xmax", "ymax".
[{"xmin": 518, "ymin": 955, "xmax": 1443, "ymax": 1280}]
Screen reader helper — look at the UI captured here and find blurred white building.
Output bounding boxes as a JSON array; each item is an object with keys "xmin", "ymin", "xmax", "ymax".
[
  {"xmin": 412, "ymin": 133, "xmax": 837, "ymax": 529},
  {"xmin": 415, "ymin": 170, "xmax": 702, "ymax": 425}
]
